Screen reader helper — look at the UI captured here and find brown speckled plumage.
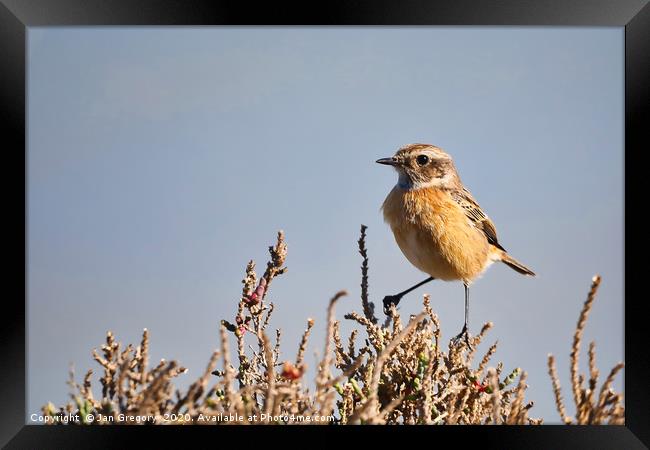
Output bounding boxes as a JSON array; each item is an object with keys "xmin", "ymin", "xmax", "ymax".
[{"xmin": 380, "ymin": 143, "xmax": 534, "ymax": 284}]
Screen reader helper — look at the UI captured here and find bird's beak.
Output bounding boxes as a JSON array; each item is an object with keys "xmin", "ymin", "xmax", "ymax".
[{"xmin": 376, "ymin": 157, "xmax": 399, "ymax": 166}]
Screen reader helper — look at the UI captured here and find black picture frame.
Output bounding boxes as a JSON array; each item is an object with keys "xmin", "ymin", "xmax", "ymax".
[{"xmin": 2, "ymin": 0, "xmax": 647, "ymax": 447}]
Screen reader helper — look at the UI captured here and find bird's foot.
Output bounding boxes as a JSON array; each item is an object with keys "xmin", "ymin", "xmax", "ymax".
[
  {"xmin": 382, "ymin": 294, "xmax": 402, "ymax": 315},
  {"xmin": 451, "ymin": 326, "xmax": 473, "ymax": 350}
]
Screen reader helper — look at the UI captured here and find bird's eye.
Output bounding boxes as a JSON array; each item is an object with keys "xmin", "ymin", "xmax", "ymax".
[{"xmin": 416, "ymin": 154, "xmax": 429, "ymax": 166}]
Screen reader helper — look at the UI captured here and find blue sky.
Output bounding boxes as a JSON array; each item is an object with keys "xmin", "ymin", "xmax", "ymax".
[{"xmin": 27, "ymin": 27, "xmax": 623, "ymax": 423}]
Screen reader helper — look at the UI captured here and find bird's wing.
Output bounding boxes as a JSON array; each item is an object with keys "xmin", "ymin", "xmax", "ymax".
[{"xmin": 450, "ymin": 188, "xmax": 506, "ymax": 251}]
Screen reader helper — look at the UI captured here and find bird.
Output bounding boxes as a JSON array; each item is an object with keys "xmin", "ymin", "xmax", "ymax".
[{"xmin": 377, "ymin": 143, "xmax": 535, "ymax": 348}]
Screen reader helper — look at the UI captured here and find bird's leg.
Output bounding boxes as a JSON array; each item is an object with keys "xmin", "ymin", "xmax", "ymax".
[
  {"xmin": 382, "ymin": 276, "xmax": 435, "ymax": 314},
  {"xmin": 452, "ymin": 283, "xmax": 472, "ymax": 350}
]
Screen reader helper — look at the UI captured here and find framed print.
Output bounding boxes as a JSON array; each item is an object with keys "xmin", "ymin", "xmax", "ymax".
[{"xmin": 1, "ymin": 0, "xmax": 648, "ymax": 447}]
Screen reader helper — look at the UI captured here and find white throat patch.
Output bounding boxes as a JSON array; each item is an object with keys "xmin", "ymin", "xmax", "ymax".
[{"xmin": 397, "ymin": 170, "xmax": 453, "ymax": 190}]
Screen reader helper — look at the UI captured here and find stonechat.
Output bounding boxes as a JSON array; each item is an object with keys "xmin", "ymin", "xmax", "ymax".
[{"xmin": 377, "ymin": 143, "xmax": 535, "ymax": 347}]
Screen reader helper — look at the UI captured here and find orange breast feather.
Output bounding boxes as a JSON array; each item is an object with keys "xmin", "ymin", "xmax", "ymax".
[{"xmin": 382, "ymin": 186, "xmax": 490, "ymax": 282}]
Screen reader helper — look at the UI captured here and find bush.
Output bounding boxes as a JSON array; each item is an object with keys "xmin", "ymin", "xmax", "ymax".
[{"xmin": 41, "ymin": 227, "xmax": 623, "ymax": 425}]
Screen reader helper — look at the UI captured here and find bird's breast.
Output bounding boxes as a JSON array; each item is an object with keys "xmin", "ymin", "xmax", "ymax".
[{"xmin": 382, "ymin": 186, "xmax": 490, "ymax": 282}]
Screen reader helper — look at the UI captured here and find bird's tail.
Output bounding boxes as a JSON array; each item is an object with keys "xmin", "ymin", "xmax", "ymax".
[{"xmin": 500, "ymin": 253, "xmax": 536, "ymax": 276}]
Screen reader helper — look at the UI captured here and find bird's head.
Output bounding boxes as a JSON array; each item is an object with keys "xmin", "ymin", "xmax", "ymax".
[{"xmin": 376, "ymin": 143, "xmax": 460, "ymax": 190}]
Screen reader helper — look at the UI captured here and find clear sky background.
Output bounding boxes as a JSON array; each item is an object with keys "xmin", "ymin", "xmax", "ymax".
[{"xmin": 27, "ymin": 27, "xmax": 623, "ymax": 423}]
